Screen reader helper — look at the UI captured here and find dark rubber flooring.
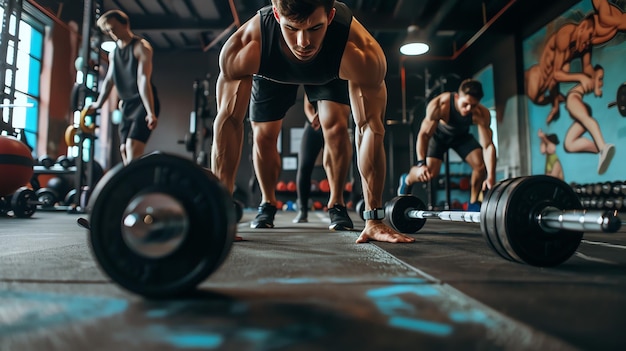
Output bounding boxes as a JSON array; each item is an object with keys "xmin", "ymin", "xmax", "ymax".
[{"xmin": 1, "ymin": 208, "xmax": 625, "ymax": 351}]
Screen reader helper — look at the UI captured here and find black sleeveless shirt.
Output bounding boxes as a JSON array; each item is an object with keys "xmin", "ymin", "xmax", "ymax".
[
  {"xmin": 112, "ymin": 37, "xmax": 158, "ymax": 102},
  {"xmin": 437, "ymin": 92, "xmax": 473, "ymax": 136},
  {"xmin": 256, "ymin": 2, "xmax": 352, "ymax": 85}
]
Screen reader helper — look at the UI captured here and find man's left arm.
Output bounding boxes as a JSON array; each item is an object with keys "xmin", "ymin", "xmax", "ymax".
[
  {"xmin": 475, "ymin": 105, "xmax": 497, "ymax": 190},
  {"xmin": 135, "ymin": 39, "xmax": 158, "ymax": 130},
  {"xmin": 340, "ymin": 18, "xmax": 414, "ymax": 244}
]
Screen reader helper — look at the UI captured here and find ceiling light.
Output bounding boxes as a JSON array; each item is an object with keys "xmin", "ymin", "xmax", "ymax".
[
  {"xmin": 400, "ymin": 25, "xmax": 430, "ymax": 56},
  {"xmin": 100, "ymin": 41, "xmax": 116, "ymax": 53}
]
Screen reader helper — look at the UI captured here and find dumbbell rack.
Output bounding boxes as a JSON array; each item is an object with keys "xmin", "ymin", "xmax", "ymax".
[
  {"xmin": 574, "ymin": 181, "xmax": 626, "ymax": 212},
  {"xmin": 32, "ymin": 163, "xmax": 77, "ymax": 211},
  {"xmin": 30, "ymin": 157, "xmax": 76, "ymax": 210}
]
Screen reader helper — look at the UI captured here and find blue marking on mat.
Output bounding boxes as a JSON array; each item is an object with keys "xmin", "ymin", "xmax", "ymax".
[
  {"xmin": 389, "ymin": 316, "xmax": 453, "ymax": 336},
  {"xmin": 256, "ymin": 276, "xmax": 429, "ymax": 285},
  {"xmin": 450, "ymin": 309, "xmax": 497, "ymax": 327},
  {"xmin": 365, "ymin": 284, "xmax": 501, "ymax": 336},
  {"xmin": 0, "ymin": 291, "xmax": 128, "ymax": 336},
  {"xmin": 166, "ymin": 333, "xmax": 223, "ymax": 348},
  {"xmin": 139, "ymin": 325, "xmax": 223, "ymax": 349},
  {"xmin": 136, "ymin": 324, "xmax": 326, "ymax": 349},
  {"xmin": 366, "ymin": 284, "xmax": 454, "ymax": 336},
  {"xmin": 367, "ymin": 285, "xmax": 440, "ymax": 298}
]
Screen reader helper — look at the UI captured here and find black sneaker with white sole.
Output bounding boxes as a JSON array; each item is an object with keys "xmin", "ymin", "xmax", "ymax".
[
  {"xmin": 250, "ymin": 202, "xmax": 277, "ymax": 229},
  {"xmin": 328, "ymin": 204, "xmax": 354, "ymax": 231}
]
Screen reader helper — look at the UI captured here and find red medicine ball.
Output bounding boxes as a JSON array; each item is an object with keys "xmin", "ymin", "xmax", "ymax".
[
  {"xmin": 0, "ymin": 135, "xmax": 34, "ymax": 196},
  {"xmin": 318, "ymin": 179, "xmax": 330, "ymax": 193}
]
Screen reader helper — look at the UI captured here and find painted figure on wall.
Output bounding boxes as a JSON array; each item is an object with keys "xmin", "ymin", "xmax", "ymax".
[
  {"xmin": 563, "ymin": 64, "xmax": 614, "ymax": 174},
  {"xmin": 525, "ymin": 0, "xmax": 626, "ymax": 123},
  {"xmin": 538, "ymin": 129, "xmax": 564, "ymax": 180},
  {"xmin": 524, "ymin": 0, "xmax": 626, "ymax": 179}
]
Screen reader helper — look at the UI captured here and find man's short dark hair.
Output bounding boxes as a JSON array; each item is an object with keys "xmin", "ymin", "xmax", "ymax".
[
  {"xmin": 272, "ymin": 0, "xmax": 335, "ymax": 22},
  {"xmin": 459, "ymin": 79, "xmax": 484, "ymax": 100},
  {"xmin": 97, "ymin": 10, "xmax": 129, "ymax": 30}
]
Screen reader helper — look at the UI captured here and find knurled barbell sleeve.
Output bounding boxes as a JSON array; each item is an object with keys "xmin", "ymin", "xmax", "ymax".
[{"xmin": 537, "ymin": 208, "xmax": 622, "ymax": 233}]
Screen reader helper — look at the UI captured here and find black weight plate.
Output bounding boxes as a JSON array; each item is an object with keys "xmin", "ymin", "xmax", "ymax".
[
  {"xmin": 233, "ymin": 199, "xmax": 244, "ymax": 222},
  {"xmin": 88, "ymin": 152, "xmax": 237, "ymax": 298},
  {"xmin": 356, "ymin": 199, "xmax": 365, "ymax": 221},
  {"xmin": 483, "ymin": 179, "xmax": 516, "ymax": 260},
  {"xmin": 10, "ymin": 187, "xmax": 37, "ymax": 218},
  {"xmin": 494, "ymin": 175, "xmax": 583, "ymax": 267},
  {"xmin": 480, "ymin": 177, "xmax": 519, "ymax": 262},
  {"xmin": 385, "ymin": 195, "xmax": 427, "ymax": 233}
]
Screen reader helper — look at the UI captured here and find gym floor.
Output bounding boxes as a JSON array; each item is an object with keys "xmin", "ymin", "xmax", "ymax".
[{"xmin": 1, "ymin": 208, "xmax": 625, "ymax": 351}]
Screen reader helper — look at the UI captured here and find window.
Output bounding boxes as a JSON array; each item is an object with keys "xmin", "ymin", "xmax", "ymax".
[{"xmin": 1, "ymin": 2, "xmax": 45, "ymax": 150}]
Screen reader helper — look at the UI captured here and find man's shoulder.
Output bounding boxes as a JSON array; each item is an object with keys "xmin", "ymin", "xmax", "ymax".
[
  {"xmin": 435, "ymin": 92, "xmax": 452, "ymax": 105},
  {"xmin": 220, "ymin": 16, "xmax": 262, "ymax": 76},
  {"xmin": 472, "ymin": 104, "xmax": 492, "ymax": 124}
]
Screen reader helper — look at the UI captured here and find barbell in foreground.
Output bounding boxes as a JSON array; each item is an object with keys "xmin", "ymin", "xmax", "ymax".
[{"xmin": 385, "ymin": 175, "xmax": 622, "ymax": 267}]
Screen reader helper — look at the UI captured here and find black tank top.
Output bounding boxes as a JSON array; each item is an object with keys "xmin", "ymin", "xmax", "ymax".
[
  {"xmin": 256, "ymin": 2, "xmax": 352, "ymax": 85},
  {"xmin": 112, "ymin": 37, "xmax": 158, "ymax": 102},
  {"xmin": 437, "ymin": 92, "xmax": 472, "ymax": 136}
]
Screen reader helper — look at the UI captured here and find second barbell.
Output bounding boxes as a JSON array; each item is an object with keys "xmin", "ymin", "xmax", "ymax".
[{"xmin": 385, "ymin": 175, "xmax": 622, "ymax": 267}]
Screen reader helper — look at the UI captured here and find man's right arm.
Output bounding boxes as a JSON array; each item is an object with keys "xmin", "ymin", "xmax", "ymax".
[
  {"xmin": 416, "ymin": 96, "xmax": 441, "ymax": 162},
  {"xmin": 87, "ymin": 51, "xmax": 115, "ymax": 112},
  {"xmin": 211, "ymin": 16, "xmax": 261, "ymax": 192}
]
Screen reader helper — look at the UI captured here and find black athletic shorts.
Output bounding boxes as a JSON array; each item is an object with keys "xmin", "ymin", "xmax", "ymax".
[
  {"xmin": 249, "ymin": 76, "xmax": 349, "ymax": 122},
  {"xmin": 119, "ymin": 95, "xmax": 160, "ymax": 143},
  {"xmin": 427, "ymin": 130, "xmax": 481, "ymax": 161}
]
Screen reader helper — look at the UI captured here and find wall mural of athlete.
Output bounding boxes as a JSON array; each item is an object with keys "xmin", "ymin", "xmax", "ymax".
[{"xmin": 524, "ymin": 0, "xmax": 626, "ymax": 179}]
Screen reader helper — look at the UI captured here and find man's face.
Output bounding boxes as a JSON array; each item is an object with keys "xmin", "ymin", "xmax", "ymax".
[
  {"xmin": 273, "ymin": 6, "xmax": 335, "ymax": 62},
  {"xmin": 456, "ymin": 93, "xmax": 480, "ymax": 116},
  {"xmin": 101, "ymin": 18, "xmax": 124, "ymax": 41}
]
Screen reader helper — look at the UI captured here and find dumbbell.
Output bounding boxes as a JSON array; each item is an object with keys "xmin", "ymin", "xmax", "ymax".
[
  {"xmin": 618, "ymin": 181, "xmax": 626, "ymax": 196},
  {"xmin": 5, "ymin": 187, "xmax": 38, "ymax": 217},
  {"xmin": 36, "ymin": 187, "xmax": 59, "ymax": 208},
  {"xmin": 85, "ymin": 152, "xmax": 237, "ymax": 298},
  {"xmin": 56, "ymin": 155, "xmax": 74, "ymax": 169},
  {"xmin": 0, "ymin": 196, "xmax": 10, "ymax": 216},
  {"xmin": 385, "ymin": 175, "xmax": 622, "ymax": 267},
  {"xmin": 592, "ymin": 182, "xmax": 603, "ymax": 196},
  {"xmin": 38, "ymin": 155, "xmax": 54, "ymax": 168}
]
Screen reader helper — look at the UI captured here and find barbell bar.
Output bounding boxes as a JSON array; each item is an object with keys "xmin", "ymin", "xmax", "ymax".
[
  {"xmin": 403, "ymin": 206, "xmax": 619, "ymax": 232},
  {"xmin": 385, "ymin": 175, "xmax": 623, "ymax": 267}
]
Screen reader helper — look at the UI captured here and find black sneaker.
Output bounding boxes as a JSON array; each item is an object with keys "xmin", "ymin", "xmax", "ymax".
[
  {"xmin": 328, "ymin": 204, "xmax": 354, "ymax": 231},
  {"xmin": 250, "ymin": 203, "xmax": 277, "ymax": 228}
]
